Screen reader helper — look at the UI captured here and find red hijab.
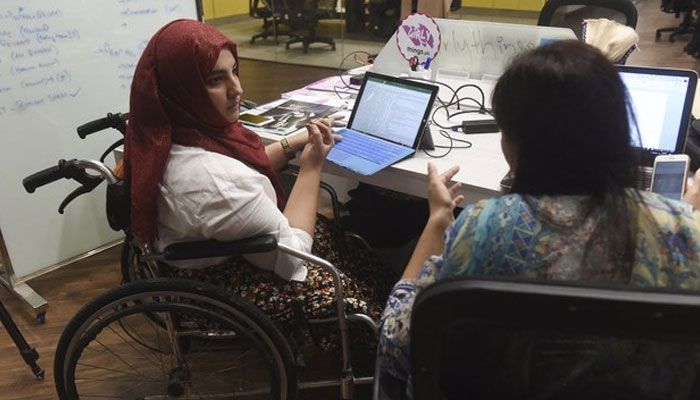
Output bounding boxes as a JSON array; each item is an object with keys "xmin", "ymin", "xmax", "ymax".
[{"xmin": 124, "ymin": 19, "xmax": 286, "ymax": 244}]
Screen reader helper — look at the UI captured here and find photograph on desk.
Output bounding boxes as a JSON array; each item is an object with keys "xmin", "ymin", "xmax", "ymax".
[{"xmin": 241, "ymin": 99, "xmax": 339, "ymax": 136}]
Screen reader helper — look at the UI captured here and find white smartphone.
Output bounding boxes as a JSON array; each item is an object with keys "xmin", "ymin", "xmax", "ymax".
[
  {"xmin": 239, "ymin": 112, "xmax": 273, "ymax": 127},
  {"xmin": 650, "ymin": 154, "xmax": 690, "ymax": 200}
]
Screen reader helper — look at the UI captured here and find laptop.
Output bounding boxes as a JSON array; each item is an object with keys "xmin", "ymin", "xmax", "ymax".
[
  {"xmin": 327, "ymin": 72, "xmax": 439, "ymax": 176},
  {"xmin": 617, "ymin": 66, "xmax": 698, "ymax": 187}
]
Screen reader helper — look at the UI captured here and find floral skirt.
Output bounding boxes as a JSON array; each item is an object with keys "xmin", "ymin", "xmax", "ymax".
[{"xmin": 160, "ymin": 216, "xmax": 396, "ymax": 352}]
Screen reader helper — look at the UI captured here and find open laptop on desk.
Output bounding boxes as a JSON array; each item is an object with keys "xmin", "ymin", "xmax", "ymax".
[
  {"xmin": 618, "ymin": 66, "xmax": 698, "ymax": 188},
  {"xmin": 327, "ymin": 72, "xmax": 438, "ymax": 176}
]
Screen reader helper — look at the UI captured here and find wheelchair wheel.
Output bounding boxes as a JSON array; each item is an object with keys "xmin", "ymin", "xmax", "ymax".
[{"xmin": 54, "ymin": 278, "xmax": 297, "ymax": 399}]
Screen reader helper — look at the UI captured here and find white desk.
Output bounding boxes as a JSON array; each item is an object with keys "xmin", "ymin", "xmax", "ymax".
[{"xmin": 255, "ymin": 109, "xmax": 509, "ymax": 204}]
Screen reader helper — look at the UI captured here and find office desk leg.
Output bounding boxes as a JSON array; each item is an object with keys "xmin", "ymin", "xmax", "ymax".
[{"xmin": 0, "ymin": 272, "xmax": 48, "ymax": 323}]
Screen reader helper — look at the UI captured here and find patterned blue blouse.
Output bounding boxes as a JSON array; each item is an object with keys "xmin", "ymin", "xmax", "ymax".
[{"xmin": 378, "ymin": 190, "xmax": 700, "ymax": 396}]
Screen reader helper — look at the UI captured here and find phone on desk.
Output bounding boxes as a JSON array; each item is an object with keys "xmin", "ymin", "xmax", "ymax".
[
  {"xmin": 650, "ymin": 154, "xmax": 690, "ymax": 200},
  {"xmin": 239, "ymin": 113, "xmax": 273, "ymax": 127}
]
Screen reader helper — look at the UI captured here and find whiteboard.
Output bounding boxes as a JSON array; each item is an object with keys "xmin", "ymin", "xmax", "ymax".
[
  {"xmin": 0, "ymin": 1, "xmax": 200, "ymax": 281},
  {"xmin": 373, "ymin": 18, "xmax": 577, "ymax": 79}
]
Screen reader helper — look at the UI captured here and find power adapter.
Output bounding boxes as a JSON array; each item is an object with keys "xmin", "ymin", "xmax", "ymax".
[
  {"xmin": 349, "ymin": 73, "xmax": 366, "ymax": 86},
  {"xmin": 457, "ymin": 119, "xmax": 500, "ymax": 134}
]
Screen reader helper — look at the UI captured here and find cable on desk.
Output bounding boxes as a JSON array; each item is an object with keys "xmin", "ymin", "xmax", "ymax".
[
  {"xmin": 431, "ymin": 96, "xmax": 490, "ymax": 130},
  {"xmin": 422, "ymin": 128, "xmax": 472, "ymax": 158},
  {"xmin": 336, "ymin": 50, "xmax": 373, "ymax": 92},
  {"xmin": 454, "ymin": 83, "xmax": 488, "ymax": 114}
]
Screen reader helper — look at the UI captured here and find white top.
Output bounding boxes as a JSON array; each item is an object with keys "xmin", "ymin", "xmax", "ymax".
[{"xmin": 155, "ymin": 144, "xmax": 312, "ymax": 281}]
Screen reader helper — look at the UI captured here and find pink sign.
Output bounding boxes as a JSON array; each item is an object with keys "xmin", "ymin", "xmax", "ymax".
[{"xmin": 396, "ymin": 13, "xmax": 442, "ymax": 65}]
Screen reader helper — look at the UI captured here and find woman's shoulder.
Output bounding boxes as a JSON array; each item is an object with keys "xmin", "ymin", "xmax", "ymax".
[
  {"xmin": 451, "ymin": 192, "xmax": 595, "ymax": 241},
  {"xmin": 455, "ymin": 194, "xmax": 524, "ymax": 225},
  {"xmin": 451, "ymin": 193, "xmax": 526, "ymax": 239},
  {"xmin": 635, "ymin": 189, "xmax": 694, "ymax": 216},
  {"xmin": 164, "ymin": 144, "xmax": 262, "ymax": 186}
]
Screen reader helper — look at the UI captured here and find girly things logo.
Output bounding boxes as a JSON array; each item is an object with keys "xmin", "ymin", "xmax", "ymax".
[{"xmin": 396, "ymin": 13, "xmax": 441, "ymax": 65}]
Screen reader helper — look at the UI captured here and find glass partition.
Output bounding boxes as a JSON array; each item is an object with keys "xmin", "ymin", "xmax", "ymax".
[{"xmin": 203, "ymin": 1, "xmax": 550, "ymax": 75}]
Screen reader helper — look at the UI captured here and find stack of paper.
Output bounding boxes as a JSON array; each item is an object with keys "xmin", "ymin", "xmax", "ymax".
[{"xmin": 241, "ymin": 95, "xmax": 346, "ymax": 136}]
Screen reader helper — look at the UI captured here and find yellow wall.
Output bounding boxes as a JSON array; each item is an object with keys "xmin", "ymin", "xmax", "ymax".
[
  {"xmin": 465, "ymin": 0, "xmax": 494, "ymax": 8},
  {"xmin": 202, "ymin": 0, "xmax": 215, "ymax": 18},
  {"xmin": 203, "ymin": 0, "xmax": 250, "ymax": 19},
  {"xmin": 465, "ymin": 0, "xmax": 545, "ymax": 11},
  {"xmin": 519, "ymin": 0, "xmax": 545, "ymax": 11}
]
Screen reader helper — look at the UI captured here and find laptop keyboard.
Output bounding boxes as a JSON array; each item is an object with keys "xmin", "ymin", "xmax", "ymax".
[{"xmin": 335, "ymin": 129, "xmax": 407, "ymax": 164}]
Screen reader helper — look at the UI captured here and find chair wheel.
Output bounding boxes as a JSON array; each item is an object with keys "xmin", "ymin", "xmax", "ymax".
[
  {"xmin": 331, "ymin": 44, "xmax": 336, "ymax": 51},
  {"xmin": 656, "ymin": 31, "xmax": 661, "ymax": 40},
  {"xmin": 286, "ymin": 43, "xmax": 290, "ymax": 50},
  {"xmin": 36, "ymin": 312, "xmax": 46, "ymax": 324}
]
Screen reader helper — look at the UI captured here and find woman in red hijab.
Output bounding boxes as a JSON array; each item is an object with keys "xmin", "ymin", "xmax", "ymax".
[{"xmin": 124, "ymin": 19, "xmax": 394, "ymax": 354}]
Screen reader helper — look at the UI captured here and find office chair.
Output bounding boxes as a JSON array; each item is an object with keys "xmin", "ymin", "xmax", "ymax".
[
  {"xmin": 537, "ymin": 0, "xmax": 638, "ymax": 39},
  {"xmin": 368, "ymin": 0, "xmax": 401, "ymax": 38},
  {"xmin": 284, "ymin": 0, "xmax": 337, "ymax": 53},
  {"xmin": 249, "ymin": 0, "xmax": 300, "ymax": 44},
  {"xmin": 402, "ymin": 278, "xmax": 700, "ymax": 399},
  {"xmin": 656, "ymin": 0, "xmax": 698, "ymax": 43}
]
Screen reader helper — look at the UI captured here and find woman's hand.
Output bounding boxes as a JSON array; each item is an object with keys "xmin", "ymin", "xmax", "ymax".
[
  {"xmin": 683, "ymin": 169, "xmax": 700, "ymax": 210},
  {"xmin": 427, "ymin": 162, "xmax": 465, "ymax": 231},
  {"xmin": 299, "ymin": 118, "xmax": 341, "ymax": 171},
  {"xmin": 399, "ymin": 163, "xmax": 464, "ymax": 280}
]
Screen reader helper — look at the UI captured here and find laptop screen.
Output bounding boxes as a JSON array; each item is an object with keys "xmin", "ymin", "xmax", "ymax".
[
  {"xmin": 617, "ymin": 66, "xmax": 697, "ymax": 164},
  {"xmin": 349, "ymin": 73, "xmax": 438, "ymax": 148}
]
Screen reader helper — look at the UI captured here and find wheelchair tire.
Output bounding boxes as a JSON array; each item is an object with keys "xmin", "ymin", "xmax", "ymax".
[{"xmin": 54, "ymin": 278, "xmax": 297, "ymax": 400}]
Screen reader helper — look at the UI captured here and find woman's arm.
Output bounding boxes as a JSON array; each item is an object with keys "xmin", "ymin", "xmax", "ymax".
[
  {"xmin": 283, "ymin": 119, "xmax": 337, "ymax": 235},
  {"xmin": 264, "ymin": 131, "xmax": 308, "ymax": 171},
  {"xmin": 265, "ymin": 116, "xmax": 342, "ymax": 171},
  {"xmin": 401, "ymin": 163, "xmax": 464, "ymax": 280},
  {"xmin": 683, "ymin": 169, "xmax": 700, "ymax": 210},
  {"xmin": 378, "ymin": 163, "xmax": 463, "ymax": 383}
]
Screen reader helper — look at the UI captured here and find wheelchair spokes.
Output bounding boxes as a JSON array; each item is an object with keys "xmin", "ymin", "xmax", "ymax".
[{"xmin": 55, "ymin": 280, "xmax": 296, "ymax": 399}]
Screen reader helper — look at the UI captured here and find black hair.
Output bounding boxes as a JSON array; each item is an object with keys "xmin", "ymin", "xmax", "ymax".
[{"xmin": 492, "ymin": 40, "xmax": 642, "ymax": 280}]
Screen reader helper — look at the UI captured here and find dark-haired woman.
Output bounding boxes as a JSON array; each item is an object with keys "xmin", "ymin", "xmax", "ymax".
[{"xmin": 378, "ymin": 40, "xmax": 700, "ymax": 396}]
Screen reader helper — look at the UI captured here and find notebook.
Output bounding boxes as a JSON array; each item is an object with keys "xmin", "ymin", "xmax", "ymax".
[
  {"xmin": 327, "ymin": 72, "xmax": 438, "ymax": 176},
  {"xmin": 617, "ymin": 66, "xmax": 698, "ymax": 187}
]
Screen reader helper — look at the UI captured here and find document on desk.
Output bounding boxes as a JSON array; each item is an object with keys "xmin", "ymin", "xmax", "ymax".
[{"xmin": 241, "ymin": 95, "xmax": 345, "ymax": 136}]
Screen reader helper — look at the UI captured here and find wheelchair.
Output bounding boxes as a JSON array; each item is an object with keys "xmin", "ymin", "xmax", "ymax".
[{"xmin": 23, "ymin": 112, "xmax": 379, "ymax": 399}]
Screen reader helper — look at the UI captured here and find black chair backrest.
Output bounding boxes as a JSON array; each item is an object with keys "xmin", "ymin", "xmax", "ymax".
[
  {"xmin": 411, "ymin": 278, "xmax": 700, "ymax": 399},
  {"xmin": 251, "ymin": 0, "xmax": 287, "ymax": 17},
  {"xmin": 537, "ymin": 0, "xmax": 638, "ymax": 31},
  {"xmin": 285, "ymin": 0, "xmax": 336, "ymax": 16},
  {"xmin": 660, "ymin": 0, "xmax": 698, "ymax": 13}
]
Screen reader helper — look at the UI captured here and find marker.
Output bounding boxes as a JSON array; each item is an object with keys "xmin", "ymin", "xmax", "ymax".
[{"xmin": 424, "ymin": 56, "xmax": 432, "ymax": 70}]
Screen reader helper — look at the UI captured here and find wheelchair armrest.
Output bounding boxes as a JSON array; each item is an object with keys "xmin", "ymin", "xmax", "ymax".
[{"xmin": 162, "ymin": 235, "xmax": 278, "ymax": 261}]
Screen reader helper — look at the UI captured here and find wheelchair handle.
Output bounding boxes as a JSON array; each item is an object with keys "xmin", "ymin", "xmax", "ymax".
[
  {"xmin": 23, "ymin": 162, "xmax": 66, "ymax": 193},
  {"xmin": 24, "ymin": 159, "xmax": 119, "ymax": 213},
  {"xmin": 77, "ymin": 112, "xmax": 129, "ymax": 138}
]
